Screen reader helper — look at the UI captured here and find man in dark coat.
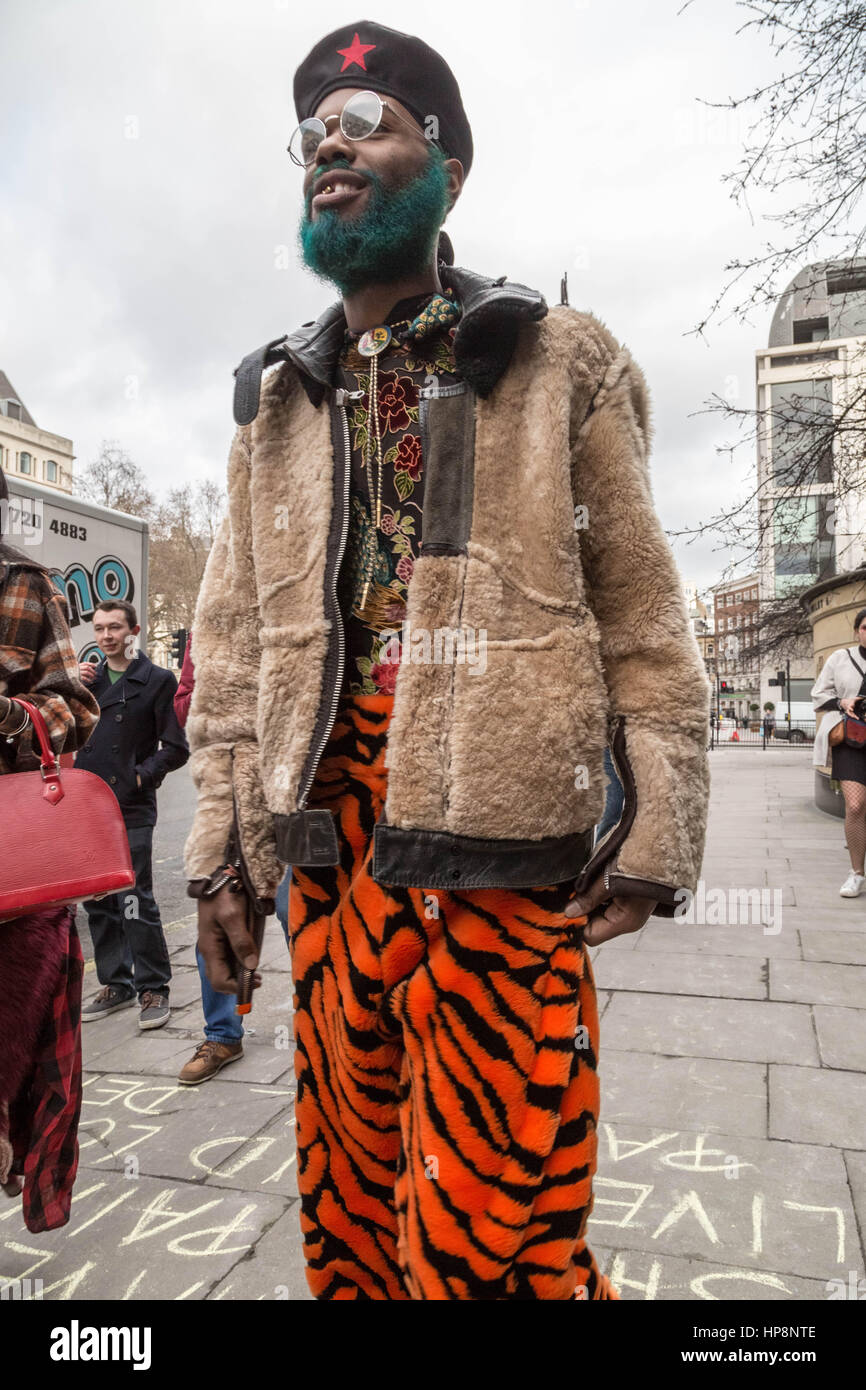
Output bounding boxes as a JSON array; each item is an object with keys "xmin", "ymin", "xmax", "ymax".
[{"xmin": 76, "ymin": 600, "xmax": 189, "ymax": 1029}]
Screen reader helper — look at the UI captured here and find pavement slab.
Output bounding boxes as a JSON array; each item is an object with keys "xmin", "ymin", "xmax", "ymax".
[
  {"xmin": 601, "ymin": 1051, "xmax": 768, "ymax": 1137},
  {"xmin": 770, "ymin": 960, "xmax": 866, "ymax": 1008},
  {"xmin": 593, "ymin": 949, "xmax": 766, "ymax": 999},
  {"xmin": 842, "ymin": 1151, "xmax": 866, "ymax": 1279},
  {"xmin": 0, "ymin": 1172, "xmax": 291, "ymax": 1301},
  {"xmin": 770, "ymin": 1065, "xmax": 866, "ymax": 1149},
  {"xmin": 800, "ymin": 929, "xmax": 866, "ymax": 964},
  {"xmin": 203, "ymin": 1106, "xmax": 299, "ymax": 1198},
  {"xmin": 591, "ymin": 1245, "xmax": 842, "ymax": 1301},
  {"xmin": 76, "ymin": 1075, "xmax": 288, "ymax": 1181},
  {"xmin": 813, "ymin": 1006, "xmax": 866, "ymax": 1071},
  {"xmin": 209, "ymin": 1205, "xmax": 312, "ymax": 1301},
  {"xmin": 632, "ymin": 922, "xmax": 802, "ymax": 958},
  {"xmin": 602, "ymin": 992, "xmax": 819, "ymax": 1065},
  {"xmin": 586, "ymin": 1122, "xmax": 861, "ymax": 1284}
]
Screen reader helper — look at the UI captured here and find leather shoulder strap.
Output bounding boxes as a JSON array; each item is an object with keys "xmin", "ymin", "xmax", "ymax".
[
  {"xmin": 847, "ymin": 648, "xmax": 866, "ymax": 693},
  {"xmin": 232, "ymin": 336, "xmax": 289, "ymax": 426}
]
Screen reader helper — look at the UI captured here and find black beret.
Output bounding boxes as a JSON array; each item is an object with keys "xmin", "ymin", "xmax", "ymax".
[{"xmin": 293, "ymin": 20, "xmax": 473, "ymax": 176}]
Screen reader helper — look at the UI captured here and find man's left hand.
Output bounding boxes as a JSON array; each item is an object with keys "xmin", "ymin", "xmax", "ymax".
[{"xmin": 565, "ymin": 874, "xmax": 657, "ymax": 946}]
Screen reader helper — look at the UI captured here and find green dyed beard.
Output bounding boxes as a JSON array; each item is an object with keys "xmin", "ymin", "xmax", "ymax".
[{"xmin": 298, "ymin": 145, "xmax": 450, "ymax": 295}]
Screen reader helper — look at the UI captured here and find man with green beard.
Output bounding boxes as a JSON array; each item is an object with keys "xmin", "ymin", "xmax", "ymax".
[
  {"xmin": 299, "ymin": 123, "xmax": 455, "ymax": 300},
  {"xmin": 186, "ymin": 20, "xmax": 711, "ymax": 1300}
]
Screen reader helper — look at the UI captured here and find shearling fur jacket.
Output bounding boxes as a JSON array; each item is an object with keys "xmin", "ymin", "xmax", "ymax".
[{"xmin": 184, "ymin": 264, "xmax": 711, "ymax": 917}]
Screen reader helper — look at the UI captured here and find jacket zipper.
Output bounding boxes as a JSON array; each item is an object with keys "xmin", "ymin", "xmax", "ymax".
[
  {"xmin": 298, "ymin": 386, "xmax": 359, "ymax": 810},
  {"xmin": 418, "ymin": 393, "xmax": 430, "ymax": 468}
]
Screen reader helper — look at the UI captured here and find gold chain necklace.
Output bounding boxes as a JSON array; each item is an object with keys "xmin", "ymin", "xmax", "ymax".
[
  {"xmin": 352, "ymin": 292, "xmax": 461, "ymax": 613},
  {"xmin": 356, "ymin": 324, "xmax": 392, "ymax": 610}
]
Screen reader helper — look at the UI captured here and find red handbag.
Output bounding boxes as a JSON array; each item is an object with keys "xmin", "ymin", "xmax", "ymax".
[
  {"xmin": 0, "ymin": 697, "xmax": 135, "ymax": 923},
  {"xmin": 828, "ymin": 709, "xmax": 866, "ymax": 749}
]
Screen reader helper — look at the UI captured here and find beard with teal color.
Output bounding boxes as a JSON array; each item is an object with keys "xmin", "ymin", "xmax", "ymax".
[{"xmin": 298, "ymin": 144, "xmax": 450, "ymax": 295}]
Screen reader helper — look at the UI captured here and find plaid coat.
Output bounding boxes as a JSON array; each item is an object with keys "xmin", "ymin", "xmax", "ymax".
[
  {"xmin": 0, "ymin": 541, "xmax": 100, "ymax": 768},
  {"xmin": 0, "ymin": 540, "xmax": 99, "ymax": 1229}
]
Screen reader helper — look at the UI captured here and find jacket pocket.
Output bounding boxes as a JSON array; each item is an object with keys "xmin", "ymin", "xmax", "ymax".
[
  {"xmin": 444, "ymin": 623, "xmax": 609, "ymax": 841},
  {"xmin": 109, "ymin": 760, "xmax": 140, "ymax": 805}
]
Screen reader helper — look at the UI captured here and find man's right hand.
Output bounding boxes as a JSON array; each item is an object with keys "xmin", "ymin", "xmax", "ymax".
[
  {"xmin": 79, "ymin": 662, "xmax": 97, "ymax": 684},
  {"xmin": 197, "ymin": 885, "xmax": 263, "ymax": 995}
]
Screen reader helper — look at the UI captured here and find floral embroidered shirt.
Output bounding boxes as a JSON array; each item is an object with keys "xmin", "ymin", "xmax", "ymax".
[{"xmin": 334, "ymin": 288, "xmax": 463, "ymax": 695}]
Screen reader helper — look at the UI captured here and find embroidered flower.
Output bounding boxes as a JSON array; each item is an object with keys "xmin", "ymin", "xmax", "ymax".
[
  {"xmin": 370, "ymin": 657, "xmax": 399, "ymax": 694},
  {"xmin": 380, "ymin": 512, "xmax": 397, "ymax": 535},
  {"xmin": 396, "ymin": 555, "xmax": 414, "ymax": 584},
  {"xmin": 377, "ymin": 373, "xmax": 416, "ymax": 431},
  {"xmin": 394, "ymin": 434, "xmax": 422, "ymax": 479}
]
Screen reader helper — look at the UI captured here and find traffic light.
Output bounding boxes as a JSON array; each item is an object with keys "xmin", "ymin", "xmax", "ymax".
[
  {"xmin": 170, "ymin": 628, "xmax": 188, "ymax": 666},
  {"xmin": 720, "ymin": 680, "xmax": 729, "ymax": 692}
]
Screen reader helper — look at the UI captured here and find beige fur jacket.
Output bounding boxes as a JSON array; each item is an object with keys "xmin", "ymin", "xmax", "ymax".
[{"xmin": 184, "ymin": 273, "xmax": 711, "ymax": 917}]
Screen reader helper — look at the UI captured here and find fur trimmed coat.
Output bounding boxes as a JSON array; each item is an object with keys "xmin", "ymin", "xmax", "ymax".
[{"xmin": 184, "ymin": 280, "xmax": 711, "ymax": 915}]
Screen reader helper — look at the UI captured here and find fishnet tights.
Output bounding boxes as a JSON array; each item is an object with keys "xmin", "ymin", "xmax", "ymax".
[{"xmin": 841, "ymin": 781, "xmax": 866, "ymax": 874}]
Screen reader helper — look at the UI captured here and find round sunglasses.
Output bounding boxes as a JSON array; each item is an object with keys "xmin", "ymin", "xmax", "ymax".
[{"xmin": 288, "ymin": 89, "xmax": 436, "ymax": 168}]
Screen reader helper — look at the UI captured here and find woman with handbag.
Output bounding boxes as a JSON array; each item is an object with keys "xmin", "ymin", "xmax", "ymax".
[
  {"xmin": 812, "ymin": 606, "xmax": 866, "ymax": 898},
  {"xmin": 0, "ymin": 465, "xmax": 102, "ymax": 1230}
]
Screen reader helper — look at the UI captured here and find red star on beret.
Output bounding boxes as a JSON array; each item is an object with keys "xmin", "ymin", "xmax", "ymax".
[{"xmin": 337, "ymin": 32, "xmax": 376, "ymax": 72}]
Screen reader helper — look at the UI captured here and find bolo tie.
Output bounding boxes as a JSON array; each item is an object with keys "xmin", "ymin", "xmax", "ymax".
[{"xmin": 352, "ymin": 288, "xmax": 461, "ymax": 612}]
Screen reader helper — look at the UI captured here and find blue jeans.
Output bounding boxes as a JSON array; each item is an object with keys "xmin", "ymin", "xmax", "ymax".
[
  {"xmin": 197, "ymin": 943, "xmax": 244, "ymax": 1043},
  {"xmin": 198, "ymin": 865, "xmax": 293, "ymax": 1042},
  {"xmin": 594, "ymin": 746, "xmax": 624, "ymax": 846}
]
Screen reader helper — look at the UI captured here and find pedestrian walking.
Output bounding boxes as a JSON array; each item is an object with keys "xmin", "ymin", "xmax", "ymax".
[
  {"xmin": 77, "ymin": 601, "xmax": 189, "ymax": 1029},
  {"xmin": 173, "ymin": 626, "xmax": 196, "ymax": 728},
  {"xmin": 812, "ymin": 606, "xmax": 866, "ymax": 898},
  {"xmin": 0, "ymin": 466, "xmax": 100, "ymax": 1229},
  {"xmin": 170, "ymin": 633, "xmax": 246, "ymax": 1084},
  {"xmin": 186, "ymin": 20, "xmax": 711, "ymax": 1300}
]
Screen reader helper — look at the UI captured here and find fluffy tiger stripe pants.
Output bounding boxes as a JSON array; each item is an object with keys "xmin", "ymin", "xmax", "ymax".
[{"xmin": 287, "ymin": 692, "xmax": 618, "ymax": 1301}]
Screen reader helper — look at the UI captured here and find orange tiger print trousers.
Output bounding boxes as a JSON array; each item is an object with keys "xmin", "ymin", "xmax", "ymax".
[{"xmin": 287, "ymin": 692, "xmax": 619, "ymax": 1301}]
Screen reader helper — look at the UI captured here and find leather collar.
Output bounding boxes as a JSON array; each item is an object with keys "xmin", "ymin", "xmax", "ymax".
[{"xmin": 233, "ymin": 264, "xmax": 548, "ymax": 425}]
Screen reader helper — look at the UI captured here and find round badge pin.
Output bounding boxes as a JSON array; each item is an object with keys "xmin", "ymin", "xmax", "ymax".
[{"xmin": 358, "ymin": 325, "xmax": 392, "ymax": 357}]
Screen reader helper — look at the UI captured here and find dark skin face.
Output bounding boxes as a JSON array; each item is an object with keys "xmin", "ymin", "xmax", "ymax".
[{"xmin": 302, "ymin": 86, "xmax": 464, "ymax": 332}]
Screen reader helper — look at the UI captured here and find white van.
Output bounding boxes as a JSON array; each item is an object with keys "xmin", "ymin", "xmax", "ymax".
[{"xmin": 768, "ymin": 700, "xmax": 815, "ymax": 744}]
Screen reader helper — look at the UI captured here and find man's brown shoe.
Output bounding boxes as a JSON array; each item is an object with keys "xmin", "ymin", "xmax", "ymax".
[{"xmin": 177, "ymin": 1040, "xmax": 243, "ymax": 1086}]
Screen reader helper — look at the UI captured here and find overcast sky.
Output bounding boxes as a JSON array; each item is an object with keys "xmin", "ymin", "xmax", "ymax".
[{"xmin": 2, "ymin": 0, "xmax": 811, "ymax": 595}]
